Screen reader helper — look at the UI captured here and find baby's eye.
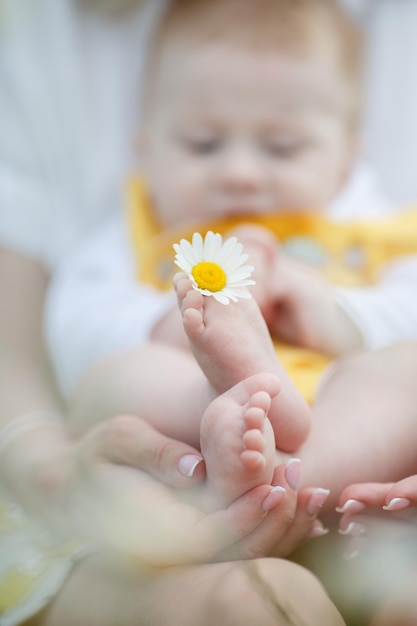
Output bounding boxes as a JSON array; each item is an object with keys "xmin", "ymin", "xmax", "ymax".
[
  {"xmin": 264, "ymin": 140, "xmax": 302, "ymax": 158},
  {"xmin": 181, "ymin": 135, "xmax": 222, "ymax": 155}
]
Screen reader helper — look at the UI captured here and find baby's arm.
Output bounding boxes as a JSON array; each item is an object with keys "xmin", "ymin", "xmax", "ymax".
[
  {"xmin": 268, "ymin": 255, "xmax": 364, "ymax": 355},
  {"xmin": 270, "ymin": 251, "xmax": 417, "ymax": 355},
  {"xmin": 228, "ymin": 225, "xmax": 364, "ymax": 355}
]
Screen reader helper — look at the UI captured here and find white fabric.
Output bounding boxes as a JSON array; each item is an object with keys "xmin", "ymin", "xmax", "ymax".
[
  {"xmin": 0, "ymin": 495, "xmax": 94, "ymax": 626},
  {"xmin": 0, "ymin": 0, "xmax": 164, "ymax": 269},
  {"xmin": 363, "ymin": 0, "xmax": 417, "ymax": 204},
  {"xmin": 46, "ymin": 158, "xmax": 417, "ymax": 398},
  {"xmin": 45, "ymin": 213, "xmax": 175, "ymax": 396},
  {"xmin": 337, "ymin": 256, "xmax": 417, "ymax": 350},
  {"xmin": 339, "ymin": 0, "xmax": 417, "ymax": 204}
]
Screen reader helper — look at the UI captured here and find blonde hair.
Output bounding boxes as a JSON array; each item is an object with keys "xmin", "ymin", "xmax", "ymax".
[{"xmin": 144, "ymin": 0, "xmax": 364, "ymax": 126}]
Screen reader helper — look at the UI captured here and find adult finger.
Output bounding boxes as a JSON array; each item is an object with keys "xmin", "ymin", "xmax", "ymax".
[
  {"xmin": 270, "ymin": 485, "xmax": 330, "ymax": 557},
  {"xmin": 225, "ymin": 461, "xmax": 302, "ymax": 559},
  {"xmin": 234, "ymin": 460, "xmax": 330, "ymax": 559},
  {"xmin": 82, "ymin": 414, "xmax": 205, "ymax": 487},
  {"xmin": 337, "ymin": 482, "xmax": 396, "ymax": 514},
  {"xmin": 104, "ymin": 480, "xmax": 276, "ymax": 567}
]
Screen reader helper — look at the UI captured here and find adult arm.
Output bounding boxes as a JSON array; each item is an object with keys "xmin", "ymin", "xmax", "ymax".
[{"xmin": 0, "ymin": 246, "xmax": 203, "ymax": 519}]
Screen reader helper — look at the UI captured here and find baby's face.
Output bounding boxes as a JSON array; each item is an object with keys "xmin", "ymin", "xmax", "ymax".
[{"xmin": 140, "ymin": 41, "xmax": 356, "ymax": 228}]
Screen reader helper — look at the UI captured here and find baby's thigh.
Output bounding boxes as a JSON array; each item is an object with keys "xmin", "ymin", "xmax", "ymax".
[{"xmin": 31, "ymin": 554, "xmax": 344, "ymax": 626}]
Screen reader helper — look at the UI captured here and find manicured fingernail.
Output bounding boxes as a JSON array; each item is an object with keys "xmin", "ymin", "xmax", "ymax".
[
  {"xmin": 383, "ymin": 497, "xmax": 411, "ymax": 511},
  {"xmin": 178, "ymin": 454, "xmax": 204, "ymax": 477},
  {"xmin": 343, "ymin": 549, "xmax": 360, "ymax": 560},
  {"xmin": 306, "ymin": 488, "xmax": 330, "ymax": 516},
  {"xmin": 262, "ymin": 486, "xmax": 286, "ymax": 512},
  {"xmin": 336, "ymin": 499, "xmax": 366, "ymax": 514},
  {"xmin": 307, "ymin": 519, "xmax": 329, "ymax": 539},
  {"xmin": 285, "ymin": 458, "xmax": 302, "ymax": 491},
  {"xmin": 338, "ymin": 521, "xmax": 366, "ymax": 536}
]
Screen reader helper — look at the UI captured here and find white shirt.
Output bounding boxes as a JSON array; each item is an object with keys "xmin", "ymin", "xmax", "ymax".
[{"xmin": 0, "ymin": 0, "xmax": 163, "ymax": 268}]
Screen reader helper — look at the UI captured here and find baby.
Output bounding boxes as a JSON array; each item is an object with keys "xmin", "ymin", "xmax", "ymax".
[{"xmin": 47, "ymin": 0, "xmax": 417, "ymax": 511}]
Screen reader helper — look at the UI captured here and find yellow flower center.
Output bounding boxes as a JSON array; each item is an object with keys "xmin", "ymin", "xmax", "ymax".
[{"xmin": 191, "ymin": 261, "xmax": 227, "ymax": 292}]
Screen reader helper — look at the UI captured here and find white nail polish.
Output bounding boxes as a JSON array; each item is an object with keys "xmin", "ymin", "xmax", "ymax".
[
  {"xmin": 178, "ymin": 455, "xmax": 203, "ymax": 477},
  {"xmin": 383, "ymin": 497, "xmax": 411, "ymax": 511},
  {"xmin": 335, "ymin": 498, "xmax": 366, "ymax": 514},
  {"xmin": 343, "ymin": 550, "xmax": 360, "ymax": 560},
  {"xmin": 338, "ymin": 521, "xmax": 366, "ymax": 536}
]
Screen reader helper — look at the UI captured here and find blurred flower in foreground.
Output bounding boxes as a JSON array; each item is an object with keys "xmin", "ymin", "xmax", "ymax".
[{"xmin": 173, "ymin": 231, "xmax": 255, "ymax": 305}]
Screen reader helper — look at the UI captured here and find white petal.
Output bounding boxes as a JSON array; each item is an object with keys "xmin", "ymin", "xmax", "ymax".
[
  {"xmin": 213, "ymin": 291, "xmax": 232, "ymax": 305},
  {"xmin": 223, "ymin": 287, "xmax": 252, "ymax": 300},
  {"xmin": 229, "ymin": 279, "xmax": 256, "ymax": 288},
  {"xmin": 177, "ymin": 239, "xmax": 199, "ymax": 266},
  {"xmin": 224, "ymin": 258, "xmax": 255, "ymax": 277},
  {"xmin": 221, "ymin": 251, "xmax": 249, "ymax": 274},
  {"xmin": 227, "ymin": 265, "xmax": 255, "ymax": 283},
  {"xmin": 203, "ymin": 231, "xmax": 223, "ymax": 261},
  {"xmin": 174, "ymin": 257, "xmax": 192, "ymax": 274},
  {"xmin": 192, "ymin": 232, "xmax": 204, "ymax": 260},
  {"xmin": 215, "ymin": 236, "xmax": 239, "ymax": 263},
  {"xmin": 218, "ymin": 241, "xmax": 243, "ymax": 266}
]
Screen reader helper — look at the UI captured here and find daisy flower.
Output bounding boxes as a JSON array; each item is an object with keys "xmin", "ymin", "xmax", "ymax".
[{"xmin": 173, "ymin": 231, "xmax": 255, "ymax": 305}]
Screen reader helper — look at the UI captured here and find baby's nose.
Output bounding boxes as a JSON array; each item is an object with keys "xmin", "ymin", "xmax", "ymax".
[{"xmin": 218, "ymin": 146, "xmax": 265, "ymax": 193}]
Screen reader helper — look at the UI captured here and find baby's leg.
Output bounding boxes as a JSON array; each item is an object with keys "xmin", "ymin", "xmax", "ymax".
[
  {"xmin": 31, "ymin": 552, "xmax": 344, "ymax": 626},
  {"xmin": 175, "ymin": 274, "xmax": 310, "ymax": 452},
  {"xmin": 200, "ymin": 373, "xmax": 279, "ymax": 506},
  {"xmin": 296, "ymin": 342, "xmax": 417, "ymax": 513}
]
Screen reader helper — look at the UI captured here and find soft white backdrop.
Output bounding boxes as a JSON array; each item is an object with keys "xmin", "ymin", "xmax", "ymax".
[{"xmin": 340, "ymin": 0, "xmax": 417, "ymax": 205}]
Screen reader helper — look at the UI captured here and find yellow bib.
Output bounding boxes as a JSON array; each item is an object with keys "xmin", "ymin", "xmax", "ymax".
[{"xmin": 126, "ymin": 176, "xmax": 417, "ymax": 402}]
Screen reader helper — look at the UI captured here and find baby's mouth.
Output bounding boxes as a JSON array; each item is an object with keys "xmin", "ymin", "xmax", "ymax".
[{"xmin": 213, "ymin": 200, "xmax": 272, "ymax": 217}]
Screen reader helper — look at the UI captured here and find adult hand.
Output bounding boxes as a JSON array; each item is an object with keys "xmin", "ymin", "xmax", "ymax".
[
  {"xmin": 337, "ymin": 478, "xmax": 417, "ymax": 540},
  {"xmin": 74, "ymin": 426, "xmax": 326, "ymax": 565},
  {"xmin": 336, "ymin": 479, "xmax": 417, "ymax": 626},
  {"xmin": 0, "ymin": 412, "xmax": 204, "ymax": 541},
  {"xmin": 88, "ymin": 426, "xmax": 329, "ymax": 566},
  {"xmin": 97, "ymin": 457, "xmax": 329, "ymax": 566},
  {"xmin": 224, "ymin": 461, "xmax": 330, "ymax": 561},
  {"xmin": 1, "ymin": 414, "xmax": 328, "ymax": 567}
]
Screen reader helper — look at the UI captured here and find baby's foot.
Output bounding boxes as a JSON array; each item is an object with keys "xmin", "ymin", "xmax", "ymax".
[
  {"xmin": 200, "ymin": 373, "xmax": 279, "ymax": 506},
  {"xmin": 174, "ymin": 274, "xmax": 310, "ymax": 452}
]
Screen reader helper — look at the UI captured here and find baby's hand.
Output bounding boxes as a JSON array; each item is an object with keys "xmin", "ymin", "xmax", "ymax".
[
  {"xmin": 268, "ymin": 254, "xmax": 364, "ymax": 355},
  {"xmin": 226, "ymin": 224, "xmax": 280, "ymax": 324},
  {"xmin": 226, "ymin": 224, "xmax": 363, "ymax": 355}
]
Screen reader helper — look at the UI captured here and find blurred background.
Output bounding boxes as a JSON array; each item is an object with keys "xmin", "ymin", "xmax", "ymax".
[{"xmin": 341, "ymin": 0, "xmax": 417, "ymax": 206}]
